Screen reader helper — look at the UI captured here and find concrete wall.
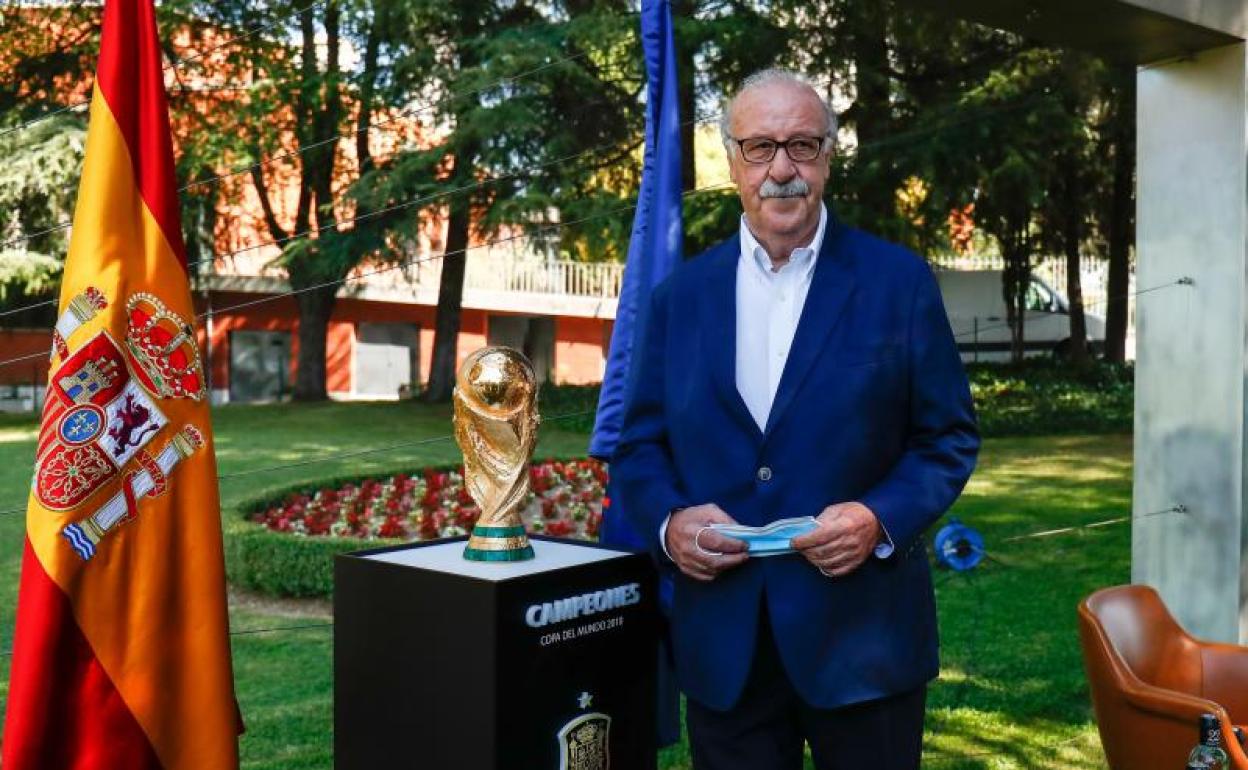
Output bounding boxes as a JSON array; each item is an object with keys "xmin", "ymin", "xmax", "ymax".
[
  {"xmin": 1123, "ymin": 0, "xmax": 1247, "ymax": 38},
  {"xmin": 1132, "ymin": 42, "xmax": 1247, "ymax": 642}
]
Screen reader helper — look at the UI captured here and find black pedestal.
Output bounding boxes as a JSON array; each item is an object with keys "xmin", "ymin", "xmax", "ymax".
[{"xmin": 335, "ymin": 535, "xmax": 659, "ymax": 769}]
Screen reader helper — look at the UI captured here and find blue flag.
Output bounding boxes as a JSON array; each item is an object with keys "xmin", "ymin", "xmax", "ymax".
[
  {"xmin": 589, "ymin": 0, "xmax": 684, "ymax": 469},
  {"xmin": 589, "ymin": 0, "xmax": 685, "ymax": 748}
]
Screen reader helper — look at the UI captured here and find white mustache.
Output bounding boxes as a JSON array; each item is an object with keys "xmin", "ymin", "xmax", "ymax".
[{"xmin": 759, "ymin": 178, "xmax": 810, "ymax": 199}]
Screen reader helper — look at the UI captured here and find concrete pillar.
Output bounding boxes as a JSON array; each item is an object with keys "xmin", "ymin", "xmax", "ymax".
[{"xmin": 1132, "ymin": 43, "xmax": 1247, "ymax": 642}]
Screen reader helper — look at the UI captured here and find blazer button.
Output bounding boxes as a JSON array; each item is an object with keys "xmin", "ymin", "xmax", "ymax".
[{"xmin": 757, "ymin": 466, "xmax": 773, "ymax": 482}]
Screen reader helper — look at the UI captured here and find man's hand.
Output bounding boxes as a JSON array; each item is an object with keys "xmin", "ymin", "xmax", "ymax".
[
  {"xmin": 790, "ymin": 502, "xmax": 881, "ymax": 577},
  {"xmin": 665, "ymin": 504, "xmax": 749, "ymax": 582}
]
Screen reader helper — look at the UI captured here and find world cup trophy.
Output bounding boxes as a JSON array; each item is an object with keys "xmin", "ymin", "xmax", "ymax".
[{"xmin": 454, "ymin": 346, "xmax": 540, "ymax": 562}]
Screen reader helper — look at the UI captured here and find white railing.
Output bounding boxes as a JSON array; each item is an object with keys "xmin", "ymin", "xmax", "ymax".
[
  {"xmin": 372, "ymin": 245, "xmax": 625, "ymax": 299},
  {"xmin": 465, "ymin": 254, "xmax": 624, "ymax": 297}
]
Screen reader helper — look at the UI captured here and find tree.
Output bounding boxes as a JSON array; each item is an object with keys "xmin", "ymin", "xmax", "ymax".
[
  {"xmin": 1096, "ymin": 64, "xmax": 1135, "ymax": 364},
  {"xmin": 352, "ymin": 1, "xmax": 648, "ymax": 401},
  {"xmin": 1038, "ymin": 52, "xmax": 1104, "ymax": 366},
  {"xmin": 943, "ymin": 48, "xmax": 1068, "ymax": 362},
  {"xmin": 164, "ymin": 0, "xmax": 388, "ymax": 400},
  {"xmin": 0, "ymin": 113, "xmax": 86, "ymax": 323}
]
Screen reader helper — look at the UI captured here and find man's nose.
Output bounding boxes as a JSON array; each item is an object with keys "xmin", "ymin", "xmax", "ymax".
[{"xmin": 768, "ymin": 149, "xmax": 797, "ymax": 182}]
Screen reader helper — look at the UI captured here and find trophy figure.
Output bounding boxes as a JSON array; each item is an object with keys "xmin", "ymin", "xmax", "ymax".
[{"xmin": 454, "ymin": 346, "xmax": 540, "ymax": 562}]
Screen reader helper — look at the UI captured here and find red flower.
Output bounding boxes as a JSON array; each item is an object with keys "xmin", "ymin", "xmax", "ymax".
[
  {"xmin": 601, "ymin": 496, "xmax": 611, "ymax": 509},
  {"xmin": 545, "ymin": 520, "xmax": 573, "ymax": 537},
  {"xmin": 458, "ymin": 506, "xmax": 481, "ymax": 527}
]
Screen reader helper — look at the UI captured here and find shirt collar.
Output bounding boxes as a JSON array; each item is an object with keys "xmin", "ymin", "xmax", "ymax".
[{"xmin": 739, "ymin": 203, "xmax": 827, "ymax": 280}]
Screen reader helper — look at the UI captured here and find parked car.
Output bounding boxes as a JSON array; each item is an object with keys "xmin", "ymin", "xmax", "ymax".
[{"xmin": 933, "ymin": 269, "xmax": 1106, "ymax": 362}]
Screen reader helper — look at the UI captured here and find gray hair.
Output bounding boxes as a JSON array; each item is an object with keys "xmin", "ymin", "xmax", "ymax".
[{"xmin": 719, "ymin": 68, "xmax": 836, "ymax": 155}]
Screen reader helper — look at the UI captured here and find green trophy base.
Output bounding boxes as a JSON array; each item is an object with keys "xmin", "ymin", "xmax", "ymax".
[{"xmin": 463, "ymin": 524, "xmax": 536, "ymax": 562}]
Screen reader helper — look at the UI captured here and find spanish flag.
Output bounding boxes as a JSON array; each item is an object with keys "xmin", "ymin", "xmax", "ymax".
[{"xmin": 1, "ymin": 0, "xmax": 240, "ymax": 767}]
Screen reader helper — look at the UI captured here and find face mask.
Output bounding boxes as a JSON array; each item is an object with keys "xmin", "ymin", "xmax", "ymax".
[{"xmin": 708, "ymin": 516, "xmax": 819, "ymax": 557}]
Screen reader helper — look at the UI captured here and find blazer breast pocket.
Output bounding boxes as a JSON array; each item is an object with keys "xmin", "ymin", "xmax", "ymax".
[{"xmin": 832, "ymin": 339, "xmax": 904, "ymax": 368}]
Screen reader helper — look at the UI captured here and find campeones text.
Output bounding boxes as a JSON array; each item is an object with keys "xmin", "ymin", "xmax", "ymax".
[{"xmin": 524, "ymin": 583, "xmax": 642, "ymax": 628}]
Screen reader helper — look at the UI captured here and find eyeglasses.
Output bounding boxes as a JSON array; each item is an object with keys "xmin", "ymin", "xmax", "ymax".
[{"xmin": 731, "ymin": 135, "xmax": 829, "ymax": 164}]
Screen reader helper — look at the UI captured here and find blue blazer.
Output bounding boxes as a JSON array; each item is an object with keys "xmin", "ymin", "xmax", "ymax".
[{"xmin": 611, "ymin": 217, "xmax": 980, "ymax": 711}]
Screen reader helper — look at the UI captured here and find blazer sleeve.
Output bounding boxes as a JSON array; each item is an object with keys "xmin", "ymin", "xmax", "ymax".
[
  {"xmin": 610, "ymin": 280, "xmax": 690, "ymax": 557},
  {"xmin": 857, "ymin": 262, "xmax": 980, "ymax": 556}
]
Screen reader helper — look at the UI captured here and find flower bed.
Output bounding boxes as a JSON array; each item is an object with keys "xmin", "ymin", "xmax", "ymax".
[
  {"xmin": 228, "ymin": 458, "xmax": 608, "ymax": 597},
  {"xmin": 249, "ymin": 458, "xmax": 607, "ymax": 541}
]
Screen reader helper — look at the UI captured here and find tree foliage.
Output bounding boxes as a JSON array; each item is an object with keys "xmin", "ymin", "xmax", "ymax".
[
  {"xmin": 0, "ymin": 113, "xmax": 85, "ymax": 313},
  {"xmin": 0, "ymin": 0, "xmax": 1139, "ymax": 379}
]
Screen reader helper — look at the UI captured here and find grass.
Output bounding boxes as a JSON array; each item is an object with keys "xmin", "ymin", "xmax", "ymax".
[{"xmin": 0, "ymin": 404, "xmax": 1131, "ymax": 769}]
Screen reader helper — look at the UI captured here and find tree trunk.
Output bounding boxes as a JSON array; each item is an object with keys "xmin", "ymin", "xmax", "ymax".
[
  {"xmin": 673, "ymin": 0, "xmax": 697, "ymax": 192},
  {"xmin": 421, "ymin": 21, "xmax": 483, "ymax": 403},
  {"xmin": 1001, "ymin": 232, "xmax": 1029, "ymax": 364},
  {"xmin": 1061, "ymin": 159, "xmax": 1089, "ymax": 364},
  {"xmin": 292, "ymin": 285, "xmax": 337, "ymax": 401},
  {"xmin": 1104, "ymin": 70, "xmax": 1135, "ymax": 363},
  {"xmin": 423, "ymin": 191, "xmax": 472, "ymax": 402},
  {"xmin": 309, "ymin": 0, "xmax": 342, "ymax": 234},
  {"xmin": 356, "ymin": 20, "xmax": 381, "ymax": 177},
  {"xmin": 287, "ymin": 0, "xmax": 343, "ymax": 402},
  {"xmin": 850, "ymin": 0, "xmax": 892, "ymax": 229}
]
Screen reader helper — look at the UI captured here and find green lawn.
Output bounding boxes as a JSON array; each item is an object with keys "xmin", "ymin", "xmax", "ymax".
[{"xmin": 0, "ymin": 404, "xmax": 1129, "ymax": 769}]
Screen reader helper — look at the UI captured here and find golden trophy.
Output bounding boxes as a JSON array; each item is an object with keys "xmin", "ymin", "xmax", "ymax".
[{"xmin": 454, "ymin": 346, "xmax": 540, "ymax": 562}]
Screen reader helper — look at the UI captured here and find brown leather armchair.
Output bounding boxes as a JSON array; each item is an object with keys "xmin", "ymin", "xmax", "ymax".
[{"xmin": 1079, "ymin": 585, "xmax": 1248, "ymax": 769}]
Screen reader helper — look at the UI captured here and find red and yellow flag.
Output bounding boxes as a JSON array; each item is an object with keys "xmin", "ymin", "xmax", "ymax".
[{"xmin": 2, "ymin": 0, "xmax": 240, "ymax": 767}]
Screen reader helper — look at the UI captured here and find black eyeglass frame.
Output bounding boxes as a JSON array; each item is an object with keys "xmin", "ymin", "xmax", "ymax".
[{"xmin": 729, "ymin": 134, "xmax": 833, "ymax": 164}]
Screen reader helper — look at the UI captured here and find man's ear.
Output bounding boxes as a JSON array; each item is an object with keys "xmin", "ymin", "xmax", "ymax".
[{"xmin": 727, "ymin": 149, "xmax": 739, "ymax": 186}]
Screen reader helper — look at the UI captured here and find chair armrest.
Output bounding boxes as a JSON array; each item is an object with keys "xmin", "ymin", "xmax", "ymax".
[
  {"xmin": 1201, "ymin": 642, "xmax": 1248, "ymax": 720},
  {"xmin": 1122, "ymin": 678, "xmax": 1222, "ymax": 722},
  {"xmin": 1122, "ymin": 682, "xmax": 1248, "ymax": 770}
]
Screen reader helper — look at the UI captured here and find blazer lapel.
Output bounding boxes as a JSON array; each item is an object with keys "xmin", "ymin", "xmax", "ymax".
[
  {"xmin": 699, "ymin": 238, "xmax": 763, "ymax": 441},
  {"xmin": 763, "ymin": 218, "xmax": 857, "ymax": 436}
]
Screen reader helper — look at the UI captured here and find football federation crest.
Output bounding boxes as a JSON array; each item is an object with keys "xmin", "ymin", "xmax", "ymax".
[{"xmin": 558, "ymin": 712, "xmax": 610, "ymax": 770}]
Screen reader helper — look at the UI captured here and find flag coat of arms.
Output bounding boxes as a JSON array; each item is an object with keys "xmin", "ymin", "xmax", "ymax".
[{"xmin": 2, "ymin": 0, "xmax": 240, "ymax": 767}]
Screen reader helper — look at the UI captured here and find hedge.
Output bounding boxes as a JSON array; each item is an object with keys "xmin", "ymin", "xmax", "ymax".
[
  {"xmin": 225, "ymin": 522, "xmax": 367, "ymax": 597},
  {"xmin": 225, "ymin": 465, "xmax": 460, "ymax": 597},
  {"xmin": 965, "ymin": 360, "xmax": 1133, "ymax": 437}
]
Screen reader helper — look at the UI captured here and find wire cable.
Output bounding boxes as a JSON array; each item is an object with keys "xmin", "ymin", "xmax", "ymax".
[
  {"xmin": 6, "ymin": 79, "xmax": 1034, "ymax": 254},
  {"xmin": 0, "ymin": 86, "xmax": 1064, "ymax": 319},
  {"xmin": 0, "ymin": 409, "xmax": 598, "ymax": 517},
  {"xmin": 0, "ymin": 0, "xmax": 331, "ymax": 142},
  {"xmin": 169, "ymin": 0, "xmax": 330, "ymax": 73},
  {"xmin": 950, "ymin": 277, "xmax": 1190, "ymax": 344},
  {"xmin": 999, "ymin": 504, "xmax": 1185, "ymax": 544},
  {"xmin": 0, "ymin": 201, "xmax": 1160, "ymax": 373},
  {"xmin": 178, "ymin": 49, "xmax": 594, "ymax": 195},
  {"xmin": 1, "ymin": 619, "xmax": 336, "ymax": 658},
  {"xmin": 0, "ymin": 47, "xmax": 606, "ymax": 253}
]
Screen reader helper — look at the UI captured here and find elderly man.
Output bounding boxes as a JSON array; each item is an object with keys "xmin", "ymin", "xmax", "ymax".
[{"xmin": 611, "ymin": 69, "xmax": 980, "ymax": 769}]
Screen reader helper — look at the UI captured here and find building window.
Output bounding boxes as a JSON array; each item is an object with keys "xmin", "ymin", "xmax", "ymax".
[{"xmin": 228, "ymin": 330, "xmax": 291, "ymax": 403}]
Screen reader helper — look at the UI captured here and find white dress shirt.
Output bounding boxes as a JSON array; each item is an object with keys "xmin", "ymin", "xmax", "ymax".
[
  {"xmin": 735, "ymin": 205, "xmax": 826, "ymax": 431},
  {"xmin": 658, "ymin": 204, "xmax": 893, "ymax": 560}
]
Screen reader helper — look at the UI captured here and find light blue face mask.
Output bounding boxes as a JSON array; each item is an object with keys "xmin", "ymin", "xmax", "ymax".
[{"xmin": 704, "ymin": 516, "xmax": 820, "ymax": 557}]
